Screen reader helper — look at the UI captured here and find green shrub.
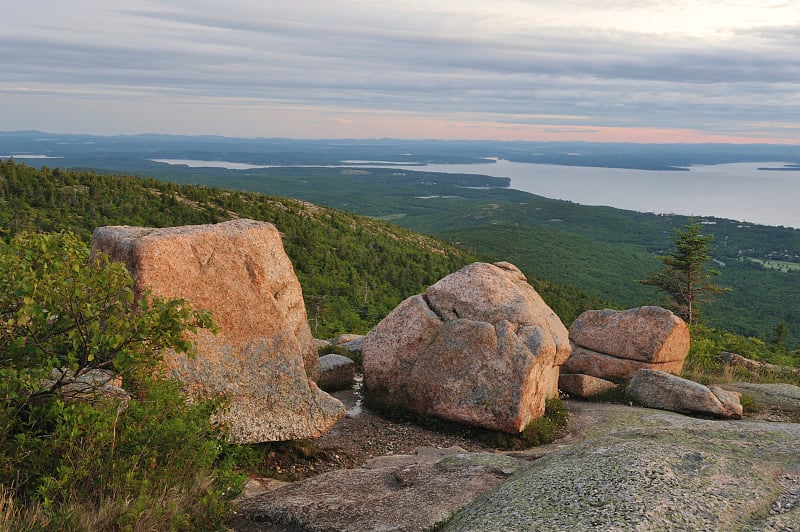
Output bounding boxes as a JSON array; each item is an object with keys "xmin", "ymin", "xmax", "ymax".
[
  {"xmin": 739, "ymin": 394, "xmax": 759, "ymax": 414},
  {"xmin": 480, "ymin": 398, "xmax": 569, "ymax": 450},
  {"xmin": 0, "ymin": 231, "xmax": 242, "ymax": 530},
  {"xmin": 684, "ymin": 324, "xmax": 800, "ymax": 386}
]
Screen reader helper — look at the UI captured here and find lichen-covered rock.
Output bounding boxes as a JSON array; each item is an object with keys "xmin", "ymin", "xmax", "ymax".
[
  {"xmin": 627, "ymin": 369, "xmax": 742, "ymax": 419},
  {"xmin": 562, "ymin": 346, "xmax": 686, "ymax": 380},
  {"xmin": 362, "ymin": 261, "xmax": 570, "ymax": 433},
  {"xmin": 723, "ymin": 382, "xmax": 800, "ymax": 417},
  {"xmin": 328, "ymin": 333, "xmax": 365, "ymax": 354},
  {"xmin": 329, "ymin": 333, "xmax": 363, "ymax": 345},
  {"xmin": 233, "ymin": 446, "xmax": 526, "ymax": 532},
  {"xmin": 558, "ymin": 373, "xmax": 617, "ymax": 399},
  {"xmin": 91, "ymin": 219, "xmax": 344, "ymax": 442},
  {"xmin": 562, "ymin": 307, "xmax": 689, "ymax": 380},
  {"xmin": 443, "ymin": 402, "xmax": 800, "ymax": 531}
]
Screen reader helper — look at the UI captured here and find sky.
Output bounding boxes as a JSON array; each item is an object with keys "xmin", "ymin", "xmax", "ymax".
[{"xmin": 2, "ymin": 0, "xmax": 799, "ymax": 143}]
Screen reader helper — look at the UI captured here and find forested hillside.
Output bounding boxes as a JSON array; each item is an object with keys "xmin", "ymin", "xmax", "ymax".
[
  {"xmin": 108, "ymin": 161, "xmax": 800, "ymax": 347},
  {"xmin": 0, "ymin": 159, "xmax": 609, "ymax": 336}
]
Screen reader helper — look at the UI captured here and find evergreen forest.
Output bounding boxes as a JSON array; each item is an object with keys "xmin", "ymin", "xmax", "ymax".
[{"xmin": 0, "ymin": 159, "xmax": 610, "ymax": 338}]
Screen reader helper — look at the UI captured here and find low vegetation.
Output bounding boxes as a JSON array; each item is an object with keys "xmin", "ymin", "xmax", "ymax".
[{"xmin": 0, "ymin": 231, "xmax": 242, "ymax": 530}]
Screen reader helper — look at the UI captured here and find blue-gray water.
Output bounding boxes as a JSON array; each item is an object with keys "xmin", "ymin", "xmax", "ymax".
[
  {"xmin": 151, "ymin": 158, "xmax": 800, "ymax": 229},
  {"xmin": 362, "ymin": 159, "xmax": 800, "ymax": 229}
]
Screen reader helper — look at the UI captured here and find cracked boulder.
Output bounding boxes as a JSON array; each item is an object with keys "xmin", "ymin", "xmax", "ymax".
[
  {"xmin": 362, "ymin": 262, "xmax": 570, "ymax": 433},
  {"xmin": 91, "ymin": 219, "xmax": 344, "ymax": 443},
  {"xmin": 562, "ymin": 306, "xmax": 689, "ymax": 380}
]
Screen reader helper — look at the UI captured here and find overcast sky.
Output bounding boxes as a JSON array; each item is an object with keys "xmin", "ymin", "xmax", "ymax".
[{"xmin": 2, "ymin": 0, "xmax": 799, "ymax": 143}]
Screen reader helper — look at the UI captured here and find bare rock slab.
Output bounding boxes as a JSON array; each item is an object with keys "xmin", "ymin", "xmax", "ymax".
[
  {"xmin": 91, "ymin": 219, "xmax": 344, "ymax": 442},
  {"xmin": 626, "ymin": 369, "xmax": 743, "ymax": 419},
  {"xmin": 723, "ymin": 382, "xmax": 800, "ymax": 417},
  {"xmin": 233, "ymin": 447, "xmax": 526, "ymax": 532},
  {"xmin": 563, "ymin": 306, "xmax": 689, "ymax": 380},
  {"xmin": 362, "ymin": 261, "xmax": 570, "ymax": 433},
  {"xmin": 444, "ymin": 403, "xmax": 800, "ymax": 531},
  {"xmin": 558, "ymin": 373, "xmax": 617, "ymax": 399}
]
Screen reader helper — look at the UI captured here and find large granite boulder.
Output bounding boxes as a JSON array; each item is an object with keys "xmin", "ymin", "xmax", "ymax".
[
  {"xmin": 362, "ymin": 262, "xmax": 570, "ymax": 433},
  {"xmin": 627, "ymin": 369, "xmax": 743, "ymax": 419},
  {"xmin": 562, "ymin": 306, "xmax": 689, "ymax": 380},
  {"xmin": 91, "ymin": 219, "xmax": 344, "ymax": 443}
]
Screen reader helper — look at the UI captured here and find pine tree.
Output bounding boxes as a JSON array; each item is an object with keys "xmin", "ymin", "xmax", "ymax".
[{"xmin": 640, "ymin": 218, "xmax": 728, "ymax": 325}]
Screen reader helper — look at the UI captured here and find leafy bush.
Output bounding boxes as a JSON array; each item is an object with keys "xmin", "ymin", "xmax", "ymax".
[{"xmin": 0, "ymin": 231, "xmax": 242, "ymax": 530}]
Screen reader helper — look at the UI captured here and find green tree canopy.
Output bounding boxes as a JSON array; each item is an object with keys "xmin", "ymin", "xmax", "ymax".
[{"xmin": 640, "ymin": 218, "xmax": 728, "ymax": 325}]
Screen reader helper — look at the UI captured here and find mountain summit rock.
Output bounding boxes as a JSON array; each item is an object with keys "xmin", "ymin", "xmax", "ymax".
[
  {"xmin": 362, "ymin": 261, "xmax": 570, "ymax": 433},
  {"xmin": 563, "ymin": 306, "xmax": 689, "ymax": 380},
  {"xmin": 91, "ymin": 219, "xmax": 344, "ymax": 443}
]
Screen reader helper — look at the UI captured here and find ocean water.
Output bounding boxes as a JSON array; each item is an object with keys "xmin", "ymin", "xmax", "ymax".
[
  {"xmin": 381, "ymin": 160, "xmax": 800, "ymax": 229},
  {"xmin": 151, "ymin": 158, "xmax": 800, "ymax": 229}
]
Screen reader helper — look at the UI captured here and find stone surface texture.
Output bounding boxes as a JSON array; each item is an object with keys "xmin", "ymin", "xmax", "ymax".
[
  {"xmin": 626, "ymin": 369, "xmax": 743, "ymax": 419},
  {"xmin": 723, "ymin": 382, "xmax": 800, "ymax": 416},
  {"xmin": 44, "ymin": 368, "xmax": 129, "ymax": 405},
  {"xmin": 91, "ymin": 219, "xmax": 344, "ymax": 443},
  {"xmin": 443, "ymin": 402, "xmax": 800, "ymax": 531},
  {"xmin": 558, "ymin": 373, "xmax": 617, "ymax": 399},
  {"xmin": 233, "ymin": 447, "xmax": 525, "ymax": 532},
  {"xmin": 563, "ymin": 347, "xmax": 686, "ymax": 381},
  {"xmin": 562, "ymin": 306, "xmax": 689, "ymax": 380},
  {"xmin": 317, "ymin": 353, "xmax": 356, "ymax": 391},
  {"xmin": 362, "ymin": 261, "xmax": 570, "ymax": 433}
]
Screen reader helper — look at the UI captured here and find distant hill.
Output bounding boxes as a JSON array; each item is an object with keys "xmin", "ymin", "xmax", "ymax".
[
  {"xmin": 0, "ymin": 159, "xmax": 610, "ymax": 337},
  {"xmin": 2, "ymin": 131, "xmax": 799, "ymax": 346},
  {"xmin": 85, "ymin": 160, "xmax": 798, "ymax": 348}
]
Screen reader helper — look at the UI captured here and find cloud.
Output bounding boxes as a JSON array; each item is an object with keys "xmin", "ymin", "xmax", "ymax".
[{"xmin": 1, "ymin": 0, "xmax": 799, "ymax": 141}]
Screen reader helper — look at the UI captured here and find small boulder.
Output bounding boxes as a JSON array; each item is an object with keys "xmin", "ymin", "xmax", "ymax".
[
  {"xmin": 330, "ymin": 333, "xmax": 363, "ymax": 345},
  {"xmin": 558, "ymin": 374, "xmax": 617, "ymax": 399},
  {"xmin": 626, "ymin": 369, "xmax": 742, "ymax": 419},
  {"xmin": 362, "ymin": 262, "xmax": 570, "ymax": 433},
  {"xmin": 563, "ymin": 307, "xmax": 689, "ymax": 380},
  {"xmin": 317, "ymin": 353, "xmax": 356, "ymax": 391},
  {"xmin": 329, "ymin": 333, "xmax": 365, "ymax": 354},
  {"xmin": 91, "ymin": 219, "xmax": 345, "ymax": 442},
  {"xmin": 43, "ymin": 368, "xmax": 130, "ymax": 405},
  {"xmin": 314, "ymin": 338, "xmax": 331, "ymax": 350}
]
